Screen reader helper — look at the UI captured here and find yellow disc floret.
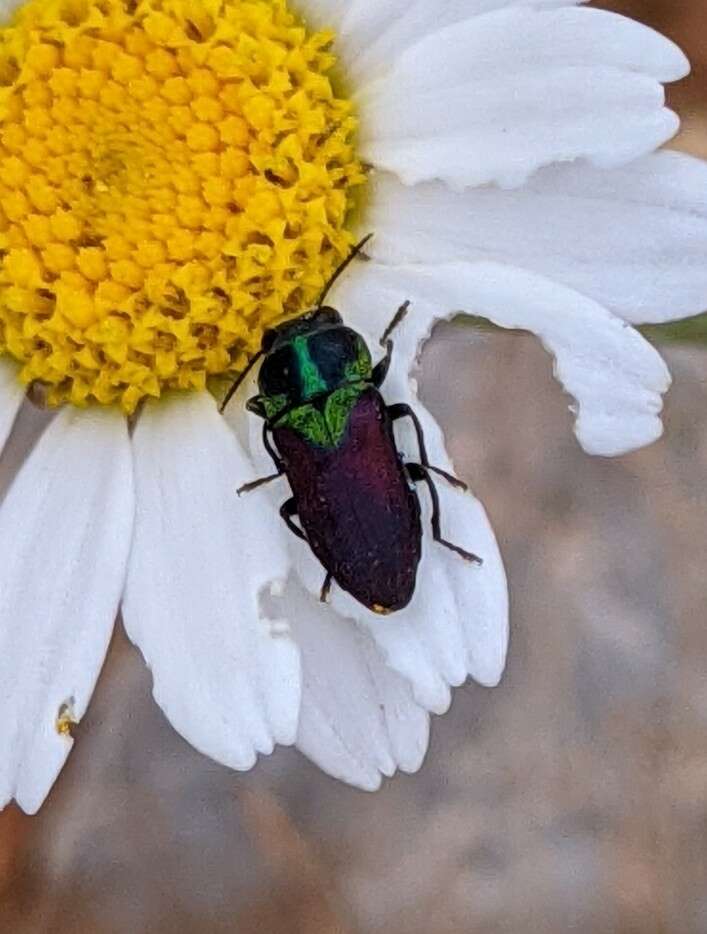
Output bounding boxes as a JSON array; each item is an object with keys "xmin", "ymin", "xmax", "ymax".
[{"xmin": 0, "ymin": 0, "xmax": 364, "ymax": 411}]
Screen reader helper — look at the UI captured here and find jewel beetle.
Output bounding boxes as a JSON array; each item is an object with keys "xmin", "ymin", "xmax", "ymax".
[{"xmin": 221, "ymin": 235, "xmax": 481, "ymax": 614}]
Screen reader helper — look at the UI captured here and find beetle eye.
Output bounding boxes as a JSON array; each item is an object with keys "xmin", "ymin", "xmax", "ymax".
[
  {"xmin": 259, "ymin": 345, "xmax": 299, "ymax": 399},
  {"xmin": 308, "ymin": 327, "xmax": 365, "ymax": 386},
  {"xmin": 261, "ymin": 328, "xmax": 278, "ymax": 352},
  {"xmin": 314, "ymin": 306, "xmax": 343, "ymax": 326}
]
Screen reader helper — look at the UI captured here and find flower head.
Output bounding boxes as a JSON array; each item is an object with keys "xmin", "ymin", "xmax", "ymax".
[
  {"xmin": 0, "ymin": 0, "xmax": 705, "ymax": 813},
  {"xmin": 0, "ymin": 0, "xmax": 362, "ymax": 410}
]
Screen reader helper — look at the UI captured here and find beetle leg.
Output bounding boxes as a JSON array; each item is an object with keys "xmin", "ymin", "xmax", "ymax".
[
  {"xmin": 372, "ymin": 339, "xmax": 392, "ymax": 388},
  {"xmin": 388, "ymin": 403, "xmax": 467, "ymax": 490},
  {"xmin": 237, "ymin": 471, "xmax": 283, "ymax": 495},
  {"xmin": 372, "ymin": 301, "xmax": 411, "ymax": 388},
  {"xmin": 246, "ymin": 395, "xmax": 267, "ymax": 418},
  {"xmin": 280, "ymin": 497, "xmax": 307, "ymax": 541},
  {"xmin": 262, "ymin": 423, "xmax": 285, "ymax": 472},
  {"xmin": 380, "ymin": 300, "xmax": 410, "ymax": 346},
  {"xmin": 320, "ymin": 571, "xmax": 333, "ymax": 604},
  {"xmin": 237, "ymin": 424, "xmax": 285, "ymax": 495},
  {"xmin": 406, "ymin": 462, "xmax": 482, "ymax": 565}
]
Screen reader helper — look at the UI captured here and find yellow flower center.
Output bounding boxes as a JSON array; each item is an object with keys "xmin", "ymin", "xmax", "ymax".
[{"xmin": 0, "ymin": 0, "xmax": 363, "ymax": 411}]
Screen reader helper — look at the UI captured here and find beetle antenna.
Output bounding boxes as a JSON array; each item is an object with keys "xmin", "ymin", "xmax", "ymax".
[
  {"xmin": 316, "ymin": 233, "xmax": 373, "ymax": 309},
  {"xmin": 220, "ymin": 349, "xmax": 263, "ymax": 413}
]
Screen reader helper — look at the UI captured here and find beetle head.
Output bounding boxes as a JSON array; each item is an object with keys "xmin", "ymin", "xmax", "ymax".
[
  {"xmin": 257, "ymin": 307, "xmax": 372, "ymax": 410},
  {"xmin": 261, "ymin": 306, "xmax": 343, "ymax": 353}
]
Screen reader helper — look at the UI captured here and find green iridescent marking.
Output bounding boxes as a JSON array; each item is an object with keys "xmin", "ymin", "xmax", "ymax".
[
  {"xmin": 345, "ymin": 349, "xmax": 372, "ymax": 383},
  {"xmin": 322, "ymin": 384, "xmax": 363, "ymax": 443},
  {"xmin": 278, "ymin": 383, "xmax": 365, "ymax": 447},
  {"xmin": 293, "ymin": 335, "xmax": 328, "ymax": 397},
  {"xmin": 262, "ymin": 392, "xmax": 287, "ymax": 421}
]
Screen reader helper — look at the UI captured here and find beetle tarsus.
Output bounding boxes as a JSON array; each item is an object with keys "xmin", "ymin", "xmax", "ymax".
[
  {"xmin": 426, "ymin": 464, "xmax": 468, "ymax": 491},
  {"xmin": 372, "ymin": 300, "xmax": 411, "ymax": 386},
  {"xmin": 436, "ymin": 537, "xmax": 483, "ymax": 565},
  {"xmin": 237, "ymin": 471, "xmax": 282, "ymax": 495},
  {"xmin": 246, "ymin": 395, "xmax": 266, "ymax": 417},
  {"xmin": 379, "ymin": 300, "xmax": 410, "ymax": 346},
  {"xmin": 406, "ymin": 462, "xmax": 482, "ymax": 566},
  {"xmin": 320, "ymin": 571, "xmax": 333, "ymax": 603}
]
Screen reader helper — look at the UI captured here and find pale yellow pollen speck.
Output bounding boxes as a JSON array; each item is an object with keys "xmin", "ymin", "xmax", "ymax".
[
  {"xmin": 0, "ymin": 0, "xmax": 364, "ymax": 411},
  {"xmin": 55, "ymin": 698, "xmax": 78, "ymax": 737}
]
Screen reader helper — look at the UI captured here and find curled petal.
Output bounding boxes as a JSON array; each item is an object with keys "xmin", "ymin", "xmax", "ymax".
[{"xmin": 333, "ymin": 260, "xmax": 671, "ymax": 457}]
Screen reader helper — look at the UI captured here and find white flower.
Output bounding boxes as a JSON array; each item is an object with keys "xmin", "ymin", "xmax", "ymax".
[{"xmin": 0, "ymin": 0, "xmax": 705, "ymax": 814}]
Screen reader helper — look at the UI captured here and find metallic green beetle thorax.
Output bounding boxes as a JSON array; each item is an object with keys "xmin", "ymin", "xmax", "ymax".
[
  {"xmin": 279, "ymin": 383, "xmax": 366, "ymax": 447},
  {"xmin": 260, "ymin": 327, "xmax": 373, "ymax": 447}
]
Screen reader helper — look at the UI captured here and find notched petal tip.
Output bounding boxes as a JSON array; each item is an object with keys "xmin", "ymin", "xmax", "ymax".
[
  {"xmin": 335, "ymin": 260, "xmax": 674, "ymax": 458},
  {"xmin": 468, "ymin": 650, "xmax": 508, "ymax": 689},
  {"xmin": 576, "ymin": 413, "xmax": 665, "ymax": 459},
  {"xmin": 270, "ymin": 580, "xmax": 432, "ymax": 787}
]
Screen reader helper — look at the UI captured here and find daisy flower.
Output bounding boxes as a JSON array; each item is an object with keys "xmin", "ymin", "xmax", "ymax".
[{"xmin": 0, "ymin": 0, "xmax": 705, "ymax": 814}]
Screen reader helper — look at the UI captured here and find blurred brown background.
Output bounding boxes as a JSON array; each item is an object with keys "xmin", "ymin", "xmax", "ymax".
[
  {"xmin": 602, "ymin": 0, "xmax": 707, "ymax": 157},
  {"xmin": 1, "ymin": 2, "xmax": 707, "ymax": 932}
]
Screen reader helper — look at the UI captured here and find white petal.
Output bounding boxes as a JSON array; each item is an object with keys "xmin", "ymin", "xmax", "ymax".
[
  {"xmin": 294, "ymin": 0, "xmax": 348, "ymax": 30},
  {"xmin": 358, "ymin": 7, "xmax": 686, "ymax": 188},
  {"xmin": 333, "ymin": 260, "xmax": 670, "ymax": 457},
  {"xmin": 362, "ymin": 7, "xmax": 687, "ymax": 91},
  {"xmin": 0, "ymin": 359, "xmax": 25, "ymax": 454},
  {"xmin": 272, "ymin": 582, "xmax": 429, "ymax": 789},
  {"xmin": 298, "ymin": 0, "xmax": 589, "ymax": 82},
  {"xmin": 0, "ymin": 407, "xmax": 132, "ymax": 814},
  {"xmin": 367, "ymin": 152, "xmax": 707, "ymax": 324},
  {"xmin": 390, "ymin": 402, "xmax": 510, "ymax": 690},
  {"xmin": 358, "ymin": 632, "xmax": 430, "ymax": 774},
  {"xmin": 122, "ymin": 392, "xmax": 301, "ymax": 772},
  {"xmin": 348, "ymin": 0, "xmax": 593, "ymax": 84}
]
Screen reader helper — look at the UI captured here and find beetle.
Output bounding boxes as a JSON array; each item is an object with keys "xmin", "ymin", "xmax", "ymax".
[{"xmin": 221, "ymin": 235, "xmax": 481, "ymax": 614}]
